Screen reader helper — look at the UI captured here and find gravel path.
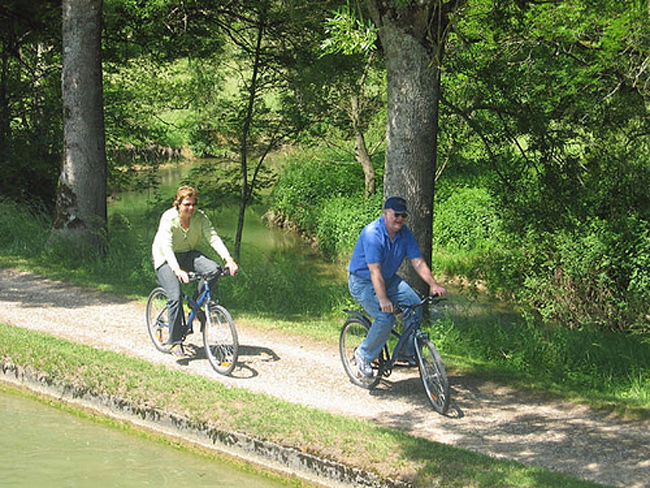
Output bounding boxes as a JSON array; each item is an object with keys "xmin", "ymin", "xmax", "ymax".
[{"xmin": 0, "ymin": 268, "xmax": 648, "ymax": 487}]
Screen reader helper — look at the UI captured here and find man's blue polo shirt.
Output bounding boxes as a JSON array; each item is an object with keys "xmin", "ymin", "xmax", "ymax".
[{"xmin": 348, "ymin": 215, "xmax": 422, "ymax": 280}]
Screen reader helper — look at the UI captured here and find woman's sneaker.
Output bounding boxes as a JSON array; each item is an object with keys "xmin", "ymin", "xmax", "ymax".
[
  {"xmin": 170, "ymin": 343, "xmax": 190, "ymax": 359},
  {"xmin": 354, "ymin": 349, "xmax": 373, "ymax": 378}
]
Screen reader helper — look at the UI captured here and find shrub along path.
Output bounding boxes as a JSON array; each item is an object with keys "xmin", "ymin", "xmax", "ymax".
[{"xmin": 0, "ymin": 267, "xmax": 648, "ymax": 488}]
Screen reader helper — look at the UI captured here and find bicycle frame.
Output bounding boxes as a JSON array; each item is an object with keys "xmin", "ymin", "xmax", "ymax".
[
  {"xmin": 387, "ymin": 309, "xmax": 427, "ymax": 363},
  {"xmin": 184, "ymin": 282, "xmax": 212, "ymax": 330},
  {"xmin": 344, "ymin": 297, "xmax": 435, "ymax": 372},
  {"xmin": 182, "ymin": 268, "xmax": 229, "ymax": 331}
]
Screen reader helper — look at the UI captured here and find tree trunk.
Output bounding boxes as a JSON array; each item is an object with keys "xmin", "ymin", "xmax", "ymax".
[
  {"xmin": 366, "ymin": 0, "xmax": 450, "ymax": 292},
  {"xmin": 53, "ymin": 0, "xmax": 107, "ymax": 253},
  {"xmin": 381, "ymin": 23, "xmax": 439, "ymax": 260},
  {"xmin": 0, "ymin": 39, "xmax": 11, "ymax": 172},
  {"xmin": 235, "ymin": 12, "xmax": 265, "ymax": 261}
]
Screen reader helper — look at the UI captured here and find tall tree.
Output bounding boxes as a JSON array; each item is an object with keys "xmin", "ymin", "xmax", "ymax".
[
  {"xmin": 365, "ymin": 0, "xmax": 462, "ymax": 289},
  {"xmin": 52, "ymin": 0, "xmax": 107, "ymax": 252}
]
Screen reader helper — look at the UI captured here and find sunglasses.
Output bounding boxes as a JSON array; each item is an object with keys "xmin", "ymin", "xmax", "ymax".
[{"xmin": 393, "ymin": 212, "xmax": 408, "ymax": 219}]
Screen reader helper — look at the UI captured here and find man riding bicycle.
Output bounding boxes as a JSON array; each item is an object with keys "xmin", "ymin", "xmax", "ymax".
[{"xmin": 347, "ymin": 197, "xmax": 447, "ymax": 377}]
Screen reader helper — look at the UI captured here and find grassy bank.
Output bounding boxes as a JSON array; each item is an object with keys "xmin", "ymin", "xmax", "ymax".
[{"xmin": 0, "ymin": 322, "xmax": 606, "ymax": 488}]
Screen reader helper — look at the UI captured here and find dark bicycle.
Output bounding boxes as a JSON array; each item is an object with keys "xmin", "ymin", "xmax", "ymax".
[
  {"xmin": 339, "ymin": 294, "xmax": 450, "ymax": 414},
  {"xmin": 145, "ymin": 267, "xmax": 238, "ymax": 375}
]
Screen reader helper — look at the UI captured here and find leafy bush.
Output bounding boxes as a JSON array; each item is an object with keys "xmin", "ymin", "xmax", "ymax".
[
  {"xmin": 514, "ymin": 218, "xmax": 650, "ymax": 333},
  {"xmin": 271, "ymin": 155, "xmax": 366, "ymax": 234},
  {"xmin": 316, "ymin": 193, "xmax": 383, "ymax": 260},
  {"xmin": 432, "ymin": 187, "xmax": 503, "ymax": 252}
]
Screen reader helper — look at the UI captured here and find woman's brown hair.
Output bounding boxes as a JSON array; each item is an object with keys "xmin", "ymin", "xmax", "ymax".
[{"xmin": 173, "ymin": 186, "xmax": 198, "ymax": 208}]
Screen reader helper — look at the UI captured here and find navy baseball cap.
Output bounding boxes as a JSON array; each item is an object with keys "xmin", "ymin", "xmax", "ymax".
[{"xmin": 383, "ymin": 196, "xmax": 408, "ymax": 213}]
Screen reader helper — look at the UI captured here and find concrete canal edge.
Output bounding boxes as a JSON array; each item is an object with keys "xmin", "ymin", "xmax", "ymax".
[{"xmin": 1, "ymin": 361, "xmax": 411, "ymax": 488}]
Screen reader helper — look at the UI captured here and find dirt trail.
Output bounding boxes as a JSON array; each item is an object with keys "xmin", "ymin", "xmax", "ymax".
[{"xmin": 0, "ymin": 268, "xmax": 648, "ymax": 487}]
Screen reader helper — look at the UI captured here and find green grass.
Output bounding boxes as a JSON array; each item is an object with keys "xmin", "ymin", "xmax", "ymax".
[{"xmin": 0, "ymin": 322, "xmax": 608, "ymax": 488}]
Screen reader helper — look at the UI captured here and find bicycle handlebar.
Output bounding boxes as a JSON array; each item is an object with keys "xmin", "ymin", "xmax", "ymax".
[
  {"xmin": 187, "ymin": 267, "xmax": 231, "ymax": 282},
  {"xmin": 396, "ymin": 294, "xmax": 445, "ymax": 313}
]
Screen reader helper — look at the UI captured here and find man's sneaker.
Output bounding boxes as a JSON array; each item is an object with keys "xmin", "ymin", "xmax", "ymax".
[
  {"xmin": 354, "ymin": 349, "xmax": 373, "ymax": 378},
  {"xmin": 170, "ymin": 343, "xmax": 190, "ymax": 359}
]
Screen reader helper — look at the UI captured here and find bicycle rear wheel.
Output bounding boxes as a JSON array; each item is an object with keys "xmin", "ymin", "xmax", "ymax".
[
  {"xmin": 339, "ymin": 318, "xmax": 382, "ymax": 389},
  {"xmin": 146, "ymin": 287, "xmax": 172, "ymax": 353},
  {"xmin": 203, "ymin": 302, "xmax": 238, "ymax": 375},
  {"xmin": 415, "ymin": 337, "xmax": 450, "ymax": 414}
]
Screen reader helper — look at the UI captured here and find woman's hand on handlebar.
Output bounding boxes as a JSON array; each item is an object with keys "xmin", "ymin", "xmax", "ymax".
[
  {"xmin": 174, "ymin": 268, "xmax": 190, "ymax": 284},
  {"xmin": 225, "ymin": 258, "xmax": 239, "ymax": 276}
]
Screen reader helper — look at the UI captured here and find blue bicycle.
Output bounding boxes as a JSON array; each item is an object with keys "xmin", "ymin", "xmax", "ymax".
[
  {"xmin": 145, "ymin": 268, "xmax": 238, "ymax": 375},
  {"xmin": 339, "ymin": 294, "xmax": 450, "ymax": 414}
]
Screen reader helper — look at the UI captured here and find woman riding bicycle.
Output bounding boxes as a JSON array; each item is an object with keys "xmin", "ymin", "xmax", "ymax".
[
  {"xmin": 152, "ymin": 185, "xmax": 238, "ymax": 357},
  {"xmin": 347, "ymin": 196, "xmax": 446, "ymax": 377}
]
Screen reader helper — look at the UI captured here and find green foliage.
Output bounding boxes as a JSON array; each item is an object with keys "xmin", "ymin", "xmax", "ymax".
[
  {"xmin": 430, "ymin": 0, "xmax": 650, "ymax": 334},
  {"xmin": 316, "ymin": 192, "xmax": 383, "ymax": 259},
  {"xmin": 0, "ymin": 199, "xmax": 50, "ymax": 257},
  {"xmin": 321, "ymin": 2, "xmax": 378, "ymax": 55},
  {"xmin": 515, "ymin": 218, "xmax": 650, "ymax": 333},
  {"xmin": 432, "ymin": 187, "xmax": 503, "ymax": 252},
  {"xmin": 0, "ymin": 1, "xmax": 62, "ymax": 212},
  {"xmin": 270, "ymin": 151, "xmax": 368, "ymax": 234}
]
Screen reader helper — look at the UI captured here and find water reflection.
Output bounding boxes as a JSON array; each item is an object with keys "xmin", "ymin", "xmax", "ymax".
[
  {"xmin": 110, "ymin": 160, "xmax": 312, "ymax": 257},
  {"xmin": 0, "ymin": 389, "xmax": 283, "ymax": 488}
]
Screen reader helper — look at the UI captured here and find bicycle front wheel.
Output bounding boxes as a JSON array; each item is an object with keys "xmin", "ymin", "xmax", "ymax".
[
  {"xmin": 339, "ymin": 318, "xmax": 382, "ymax": 389},
  {"xmin": 146, "ymin": 287, "xmax": 172, "ymax": 353},
  {"xmin": 203, "ymin": 302, "xmax": 238, "ymax": 375},
  {"xmin": 415, "ymin": 337, "xmax": 450, "ymax": 414}
]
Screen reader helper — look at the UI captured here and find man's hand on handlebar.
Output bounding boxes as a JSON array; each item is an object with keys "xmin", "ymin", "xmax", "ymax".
[
  {"xmin": 378, "ymin": 296, "xmax": 394, "ymax": 313},
  {"xmin": 429, "ymin": 283, "xmax": 447, "ymax": 297}
]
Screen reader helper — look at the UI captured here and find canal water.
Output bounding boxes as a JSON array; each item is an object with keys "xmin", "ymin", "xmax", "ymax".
[{"xmin": 0, "ymin": 388, "xmax": 285, "ymax": 488}]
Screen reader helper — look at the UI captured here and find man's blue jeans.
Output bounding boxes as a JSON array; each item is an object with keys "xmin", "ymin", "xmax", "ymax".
[{"xmin": 348, "ymin": 273, "xmax": 421, "ymax": 362}]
